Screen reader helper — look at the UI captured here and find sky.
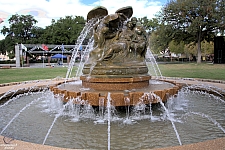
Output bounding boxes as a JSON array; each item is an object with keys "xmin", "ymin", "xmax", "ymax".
[{"xmin": 0, "ymin": 0, "xmax": 168, "ymax": 40}]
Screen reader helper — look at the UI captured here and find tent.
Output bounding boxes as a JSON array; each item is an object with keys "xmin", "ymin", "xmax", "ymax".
[{"xmin": 51, "ymin": 54, "xmax": 66, "ymax": 59}]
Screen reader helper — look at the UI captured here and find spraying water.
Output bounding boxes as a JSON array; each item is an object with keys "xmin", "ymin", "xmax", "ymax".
[
  {"xmin": 75, "ymin": 36, "xmax": 94, "ymax": 77},
  {"xmin": 145, "ymin": 48, "xmax": 163, "ymax": 79},
  {"xmin": 184, "ymin": 111, "xmax": 225, "ymax": 134},
  {"xmin": 159, "ymin": 100, "xmax": 182, "ymax": 145},
  {"xmin": 0, "ymin": 97, "xmax": 42, "ymax": 134},
  {"xmin": 107, "ymin": 93, "xmax": 111, "ymax": 150},
  {"xmin": 148, "ymin": 92, "xmax": 182, "ymax": 145},
  {"xmin": 65, "ymin": 18, "xmax": 97, "ymax": 80},
  {"xmin": 42, "ymin": 114, "xmax": 60, "ymax": 145}
]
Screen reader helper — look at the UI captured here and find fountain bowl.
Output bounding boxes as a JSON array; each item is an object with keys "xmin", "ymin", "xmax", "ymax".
[{"xmin": 1, "ymin": 78, "xmax": 225, "ymax": 150}]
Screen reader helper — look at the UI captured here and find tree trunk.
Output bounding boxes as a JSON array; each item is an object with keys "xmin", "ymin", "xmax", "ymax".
[{"xmin": 197, "ymin": 30, "xmax": 202, "ymax": 63}]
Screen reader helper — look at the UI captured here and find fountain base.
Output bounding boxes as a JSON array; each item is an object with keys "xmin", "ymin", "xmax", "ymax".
[
  {"xmin": 80, "ymin": 75, "xmax": 151, "ymax": 90},
  {"xmin": 50, "ymin": 78, "xmax": 182, "ymax": 106}
]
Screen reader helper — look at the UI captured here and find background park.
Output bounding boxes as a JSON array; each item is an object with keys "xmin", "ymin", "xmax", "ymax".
[{"xmin": 0, "ymin": 0, "xmax": 225, "ymax": 84}]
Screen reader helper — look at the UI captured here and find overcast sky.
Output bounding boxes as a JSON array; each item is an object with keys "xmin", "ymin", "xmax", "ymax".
[{"xmin": 0, "ymin": 0, "xmax": 168, "ymax": 40}]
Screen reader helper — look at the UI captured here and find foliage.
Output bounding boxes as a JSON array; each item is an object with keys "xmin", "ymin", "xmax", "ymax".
[
  {"xmin": 0, "ymin": 14, "xmax": 39, "ymax": 57},
  {"xmin": 139, "ymin": 17, "xmax": 160, "ymax": 35},
  {"xmin": 0, "ymin": 14, "xmax": 85, "ymax": 58},
  {"xmin": 183, "ymin": 40, "xmax": 214, "ymax": 56},
  {"xmin": 168, "ymin": 40, "xmax": 185, "ymax": 54},
  {"xmin": 1, "ymin": 14, "xmax": 38, "ymax": 43},
  {"xmin": 0, "ymin": 4, "xmax": 222, "ymax": 62},
  {"xmin": 201, "ymin": 40, "xmax": 214, "ymax": 55},
  {"xmin": 149, "ymin": 24, "xmax": 173, "ymax": 53},
  {"xmin": 0, "ymin": 37, "xmax": 17, "ymax": 59},
  {"xmin": 28, "ymin": 26, "xmax": 45, "ymax": 44},
  {"xmin": 158, "ymin": 0, "xmax": 225, "ymax": 63},
  {"xmin": 41, "ymin": 16, "xmax": 85, "ymax": 45}
]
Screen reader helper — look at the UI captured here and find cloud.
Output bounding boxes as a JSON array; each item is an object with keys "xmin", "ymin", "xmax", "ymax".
[
  {"xmin": 17, "ymin": 8, "xmax": 48, "ymax": 18},
  {"xmin": 0, "ymin": 0, "xmax": 164, "ymax": 40},
  {"xmin": 97, "ymin": 0, "xmax": 162, "ymax": 18}
]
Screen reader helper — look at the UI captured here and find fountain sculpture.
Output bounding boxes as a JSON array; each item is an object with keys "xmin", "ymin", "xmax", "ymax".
[
  {"xmin": 50, "ymin": 6, "xmax": 181, "ymax": 106},
  {"xmin": 0, "ymin": 6, "xmax": 225, "ymax": 150}
]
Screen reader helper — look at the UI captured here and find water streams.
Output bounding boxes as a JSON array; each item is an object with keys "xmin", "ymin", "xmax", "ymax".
[
  {"xmin": 107, "ymin": 93, "xmax": 111, "ymax": 150},
  {"xmin": 42, "ymin": 114, "xmax": 60, "ymax": 145},
  {"xmin": 145, "ymin": 47, "xmax": 163, "ymax": 79},
  {"xmin": 0, "ymin": 96, "xmax": 43, "ymax": 134},
  {"xmin": 0, "ymin": 87, "xmax": 225, "ymax": 149},
  {"xmin": 75, "ymin": 37, "xmax": 94, "ymax": 77},
  {"xmin": 159, "ymin": 101, "xmax": 182, "ymax": 145},
  {"xmin": 65, "ymin": 18, "xmax": 96, "ymax": 80}
]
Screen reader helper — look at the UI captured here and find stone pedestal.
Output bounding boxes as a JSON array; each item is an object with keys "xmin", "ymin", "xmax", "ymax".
[
  {"xmin": 80, "ymin": 75, "xmax": 151, "ymax": 91},
  {"xmin": 81, "ymin": 61, "xmax": 150, "ymax": 90}
]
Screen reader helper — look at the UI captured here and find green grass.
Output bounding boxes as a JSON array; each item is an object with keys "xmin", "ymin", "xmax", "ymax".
[
  {"xmin": 1, "ymin": 63, "xmax": 225, "ymax": 84},
  {"xmin": 158, "ymin": 63, "xmax": 225, "ymax": 80},
  {"xmin": 0, "ymin": 67, "xmax": 69, "ymax": 84}
]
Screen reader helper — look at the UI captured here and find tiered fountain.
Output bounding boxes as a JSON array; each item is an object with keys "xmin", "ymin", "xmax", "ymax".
[{"xmin": 50, "ymin": 6, "xmax": 181, "ymax": 106}]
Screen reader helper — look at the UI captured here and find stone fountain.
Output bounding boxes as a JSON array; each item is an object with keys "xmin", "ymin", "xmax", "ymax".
[{"xmin": 50, "ymin": 6, "xmax": 181, "ymax": 106}]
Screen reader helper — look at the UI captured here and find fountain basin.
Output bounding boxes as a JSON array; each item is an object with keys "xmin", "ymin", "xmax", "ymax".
[
  {"xmin": 0, "ymin": 78, "xmax": 225, "ymax": 150},
  {"xmin": 50, "ymin": 78, "xmax": 181, "ymax": 106}
]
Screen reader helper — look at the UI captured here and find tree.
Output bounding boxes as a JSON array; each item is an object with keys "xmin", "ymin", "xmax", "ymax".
[
  {"xmin": 0, "ymin": 14, "xmax": 39, "ymax": 57},
  {"xmin": 1, "ymin": 14, "xmax": 38, "ymax": 43},
  {"xmin": 168, "ymin": 40, "xmax": 185, "ymax": 55},
  {"xmin": 41, "ymin": 16, "xmax": 85, "ymax": 45},
  {"xmin": 28, "ymin": 26, "xmax": 45, "ymax": 44},
  {"xmin": 139, "ymin": 17, "xmax": 160, "ymax": 35},
  {"xmin": 149, "ymin": 24, "xmax": 173, "ymax": 53},
  {"xmin": 0, "ymin": 38, "xmax": 17, "ymax": 59},
  {"xmin": 159, "ymin": 0, "xmax": 225, "ymax": 63}
]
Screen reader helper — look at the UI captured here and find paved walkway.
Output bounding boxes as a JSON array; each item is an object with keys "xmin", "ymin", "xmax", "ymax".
[{"xmin": 0, "ymin": 77, "xmax": 225, "ymax": 150}]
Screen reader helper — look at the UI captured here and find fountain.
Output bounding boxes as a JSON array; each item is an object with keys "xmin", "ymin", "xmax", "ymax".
[
  {"xmin": 0, "ymin": 6, "xmax": 225, "ymax": 150},
  {"xmin": 51, "ymin": 6, "xmax": 181, "ymax": 106}
]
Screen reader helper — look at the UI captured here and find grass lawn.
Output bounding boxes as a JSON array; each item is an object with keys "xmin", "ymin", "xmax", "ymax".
[
  {"xmin": 0, "ymin": 67, "xmax": 69, "ymax": 84},
  {"xmin": 158, "ymin": 63, "xmax": 225, "ymax": 81},
  {"xmin": 0, "ymin": 63, "xmax": 225, "ymax": 84}
]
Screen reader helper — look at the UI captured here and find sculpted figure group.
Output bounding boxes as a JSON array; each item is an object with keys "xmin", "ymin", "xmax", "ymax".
[{"xmin": 86, "ymin": 10, "xmax": 148, "ymax": 66}]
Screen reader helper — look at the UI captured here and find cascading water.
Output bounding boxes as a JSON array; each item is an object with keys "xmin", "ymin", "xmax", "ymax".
[
  {"xmin": 107, "ymin": 93, "xmax": 111, "ymax": 150},
  {"xmin": 65, "ymin": 18, "xmax": 96, "ymax": 80},
  {"xmin": 0, "ymin": 82, "xmax": 225, "ymax": 149},
  {"xmin": 145, "ymin": 47, "xmax": 163, "ymax": 79},
  {"xmin": 75, "ymin": 36, "xmax": 94, "ymax": 77},
  {"xmin": 0, "ymin": 94, "xmax": 45, "ymax": 135}
]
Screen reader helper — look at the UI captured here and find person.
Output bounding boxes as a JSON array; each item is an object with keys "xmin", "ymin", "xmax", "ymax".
[
  {"xmin": 132, "ymin": 23, "xmax": 147, "ymax": 59},
  {"xmin": 87, "ymin": 15, "xmax": 111, "ymax": 63},
  {"xmin": 119, "ymin": 21, "xmax": 135, "ymax": 42},
  {"xmin": 130, "ymin": 17, "xmax": 148, "ymax": 46},
  {"xmin": 99, "ymin": 21, "xmax": 135, "ymax": 61},
  {"xmin": 88, "ymin": 13, "xmax": 129, "ymax": 64},
  {"xmin": 131, "ymin": 17, "xmax": 138, "ymax": 30}
]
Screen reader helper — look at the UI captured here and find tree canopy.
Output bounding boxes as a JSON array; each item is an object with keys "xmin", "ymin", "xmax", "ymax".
[
  {"xmin": 41, "ymin": 16, "xmax": 85, "ymax": 45},
  {"xmin": 0, "ymin": 2, "xmax": 223, "ymax": 62},
  {"xmin": 0, "ymin": 14, "xmax": 39, "ymax": 58},
  {"xmin": 1, "ymin": 14, "xmax": 38, "ymax": 43},
  {"xmin": 158, "ymin": 0, "xmax": 225, "ymax": 63},
  {"xmin": 0, "ymin": 14, "xmax": 85, "ymax": 57}
]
